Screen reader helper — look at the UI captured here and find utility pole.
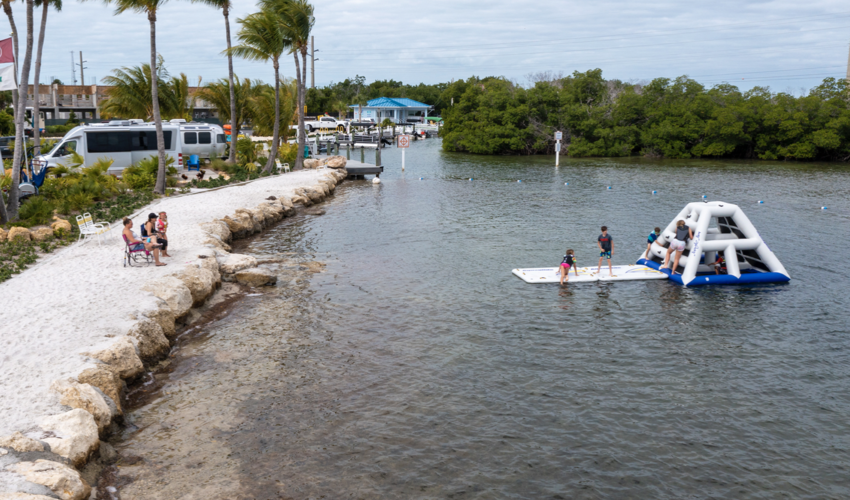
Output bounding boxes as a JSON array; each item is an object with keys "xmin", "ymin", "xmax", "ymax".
[
  {"xmin": 78, "ymin": 52, "xmax": 87, "ymax": 87},
  {"xmin": 310, "ymin": 36, "xmax": 315, "ymax": 88},
  {"xmin": 70, "ymin": 51, "xmax": 76, "ymax": 85}
]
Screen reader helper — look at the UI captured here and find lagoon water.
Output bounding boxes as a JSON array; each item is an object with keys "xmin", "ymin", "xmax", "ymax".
[{"xmin": 113, "ymin": 140, "xmax": 850, "ymax": 499}]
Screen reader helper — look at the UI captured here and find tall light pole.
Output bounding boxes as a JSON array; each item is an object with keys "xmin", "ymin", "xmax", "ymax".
[
  {"xmin": 77, "ymin": 52, "xmax": 88, "ymax": 86},
  {"xmin": 311, "ymin": 36, "xmax": 318, "ymax": 88}
]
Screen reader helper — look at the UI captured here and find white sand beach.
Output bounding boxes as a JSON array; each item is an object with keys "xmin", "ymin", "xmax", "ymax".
[{"xmin": 0, "ymin": 169, "xmax": 329, "ymax": 442}]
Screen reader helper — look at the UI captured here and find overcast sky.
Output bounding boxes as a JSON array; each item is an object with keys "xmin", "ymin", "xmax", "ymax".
[{"xmin": 8, "ymin": 0, "xmax": 850, "ymax": 94}]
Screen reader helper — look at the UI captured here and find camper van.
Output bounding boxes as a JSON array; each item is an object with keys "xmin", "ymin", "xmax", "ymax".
[
  {"xmin": 171, "ymin": 119, "xmax": 227, "ymax": 159},
  {"xmin": 33, "ymin": 120, "xmax": 183, "ymax": 176}
]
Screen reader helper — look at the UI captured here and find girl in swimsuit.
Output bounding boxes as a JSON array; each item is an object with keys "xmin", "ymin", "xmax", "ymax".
[{"xmin": 560, "ymin": 249, "xmax": 578, "ymax": 285}]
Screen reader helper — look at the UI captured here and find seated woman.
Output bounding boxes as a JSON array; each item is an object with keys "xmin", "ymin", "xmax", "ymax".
[
  {"xmin": 142, "ymin": 212, "xmax": 170, "ymax": 258},
  {"xmin": 123, "ymin": 218, "xmax": 166, "ymax": 266}
]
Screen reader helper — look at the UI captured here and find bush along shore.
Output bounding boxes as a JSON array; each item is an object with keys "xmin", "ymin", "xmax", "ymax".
[
  {"xmin": 0, "ymin": 167, "xmax": 347, "ymax": 500},
  {"xmin": 440, "ymin": 70, "xmax": 850, "ymax": 161}
]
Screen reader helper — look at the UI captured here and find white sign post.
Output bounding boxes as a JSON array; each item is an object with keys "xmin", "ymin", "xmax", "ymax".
[
  {"xmin": 398, "ymin": 134, "xmax": 410, "ymax": 171},
  {"xmin": 554, "ymin": 131, "xmax": 563, "ymax": 167}
]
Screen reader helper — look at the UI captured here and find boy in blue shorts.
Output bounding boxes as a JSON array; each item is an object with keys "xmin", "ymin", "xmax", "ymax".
[
  {"xmin": 644, "ymin": 227, "xmax": 661, "ymax": 260},
  {"xmin": 597, "ymin": 226, "xmax": 613, "ymax": 276}
]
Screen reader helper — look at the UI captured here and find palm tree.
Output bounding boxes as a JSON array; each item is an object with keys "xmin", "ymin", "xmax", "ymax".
[
  {"xmin": 227, "ymin": 8, "xmax": 289, "ymax": 173},
  {"xmin": 99, "ymin": 64, "xmax": 160, "ymax": 119},
  {"xmin": 5, "ymin": 0, "xmax": 35, "ymax": 220},
  {"xmin": 194, "ymin": 76, "xmax": 258, "ymax": 139},
  {"xmin": 250, "ymin": 78, "xmax": 296, "ymax": 140},
  {"xmin": 32, "ymin": 0, "xmax": 62, "ymax": 157},
  {"xmin": 191, "ymin": 0, "xmax": 237, "ymax": 163},
  {"xmin": 163, "ymin": 73, "xmax": 195, "ymax": 121},
  {"xmin": 99, "ymin": 0, "xmax": 170, "ymax": 194},
  {"xmin": 260, "ymin": 0, "xmax": 314, "ymax": 170}
]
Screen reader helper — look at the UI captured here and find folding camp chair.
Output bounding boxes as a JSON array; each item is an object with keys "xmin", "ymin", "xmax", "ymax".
[{"xmin": 122, "ymin": 234, "xmax": 154, "ymax": 267}]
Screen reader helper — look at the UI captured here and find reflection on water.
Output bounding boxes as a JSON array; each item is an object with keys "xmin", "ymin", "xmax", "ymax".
[{"xmin": 113, "ymin": 141, "xmax": 850, "ymax": 499}]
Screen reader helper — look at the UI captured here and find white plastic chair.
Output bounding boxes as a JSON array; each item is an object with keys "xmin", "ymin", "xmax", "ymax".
[
  {"xmin": 275, "ymin": 159, "xmax": 290, "ymax": 173},
  {"xmin": 75, "ymin": 213, "xmax": 111, "ymax": 245}
]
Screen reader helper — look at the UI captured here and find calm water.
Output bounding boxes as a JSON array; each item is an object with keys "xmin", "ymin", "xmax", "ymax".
[{"xmin": 114, "ymin": 140, "xmax": 850, "ymax": 499}]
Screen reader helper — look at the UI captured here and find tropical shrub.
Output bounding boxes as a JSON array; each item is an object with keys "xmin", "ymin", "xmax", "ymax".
[
  {"xmin": 122, "ymin": 155, "xmax": 176, "ymax": 190},
  {"xmin": 17, "ymin": 196, "xmax": 56, "ymax": 226}
]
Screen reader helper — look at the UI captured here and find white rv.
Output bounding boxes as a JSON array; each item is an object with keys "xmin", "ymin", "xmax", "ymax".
[
  {"xmin": 34, "ymin": 120, "xmax": 183, "ymax": 176},
  {"xmin": 171, "ymin": 119, "xmax": 227, "ymax": 159}
]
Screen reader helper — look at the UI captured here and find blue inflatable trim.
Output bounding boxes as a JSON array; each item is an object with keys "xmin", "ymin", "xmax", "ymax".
[{"xmin": 636, "ymin": 259, "xmax": 791, "ymax": 286}]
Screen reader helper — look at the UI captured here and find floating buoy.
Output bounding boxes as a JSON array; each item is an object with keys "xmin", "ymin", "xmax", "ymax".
[
  {"xmin": 607, "ymin": 186, "xmax": 612, "ymax": 190},
  {"xmin": 758, "ymin": 200, "xmax": 764, "ymax": 204},
  {"xmin": 564, "ymin": 182, "xmax": 569, "ymax": 185},
  {"xmin": 419, "ymin": 177, "xmax": 423, "ymax": 180},
  {"xmin": 469, "ymin": 178, "xmax": 473, "ymax": 181},
  {"xmin": 372, "ymin": 177, "xmax": 381, "ymax": 184},
  {"xmin": 652, "ymin": 190, "xmax": 657, "ymax": 194},
  {"xmin": 822, "ymin": 206, "xmax": 828, "ymax": 210},
  {"xmin": 702, "ymin": 195, "xmax": 707, "ymax": 199},
  {"xmin": 517, "ymin": 180, "xmax": 522, "ymax": 183}
]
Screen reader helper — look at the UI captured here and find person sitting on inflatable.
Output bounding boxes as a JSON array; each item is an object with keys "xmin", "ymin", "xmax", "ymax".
[
  {"xmin": 661, "ymin": 220, "xmax": 692, "ymax": 274},
  {"xmin": 559, "ymin": 249, "xmax": 578, "ymax": 285},
  {"xmin": 713, "ymin": 254, "xmax": 727, "ymax": 275},
  {"xmin": 644, "ymin": 227, "xmax": 660, "ymax": 260}
]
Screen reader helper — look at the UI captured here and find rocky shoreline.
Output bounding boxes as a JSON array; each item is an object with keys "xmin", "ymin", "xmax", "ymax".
[{"xmin": 0, "ymin": 167, "xmax": 347, "ymax": 500}]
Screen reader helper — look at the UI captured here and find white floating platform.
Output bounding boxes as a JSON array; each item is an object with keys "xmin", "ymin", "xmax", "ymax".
[{"xmin": 512, "ymin": 265, "xmax": 669, "ymax": 284}]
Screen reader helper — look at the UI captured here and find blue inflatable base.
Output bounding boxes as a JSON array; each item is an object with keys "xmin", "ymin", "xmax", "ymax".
[{"xmin": 636, "ymin": 259, "xmax": 791, "ymax": 286}]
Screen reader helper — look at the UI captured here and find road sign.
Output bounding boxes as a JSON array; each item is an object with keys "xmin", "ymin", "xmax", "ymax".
[
  {"xmin": 555, "ymin": 142, "xmax": 561, "ymax": 152},
  {"xmin": 555, "ymin": 131, "xmax": 563, "ymax": 141},
  {"xmin": 398, "ymin": 135, "xmax": 410, "ymax": 148}
]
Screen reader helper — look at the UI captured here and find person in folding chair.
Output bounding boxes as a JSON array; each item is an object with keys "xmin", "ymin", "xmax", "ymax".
[{"xmin": 123, "ymin": 218, "xmax": 166, "ymax": 267}]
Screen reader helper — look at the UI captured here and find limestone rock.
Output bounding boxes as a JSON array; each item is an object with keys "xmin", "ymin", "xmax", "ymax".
[
  {"xmin": 218, "ymin": 253, "xmax": 258, "ymax": 274},
  {"xmin": 303, "ymin": 261, "xmax": 326, "ymax": 273},
  {"xmin": 49, "ymin": 379, "xmax": 112, "ymax": 434},
  {"xmin": 7, "ymin": 227, "xmax": 31, "ymax": 242},
  {"xmin": 202, "ymin": 236, "xmax": 232, "ymax": 252},
  {"xmin": 51, "ymin": 217, "xmax": 72, "ymax": 234},
  {"xmin": 39, "ymin": 410, "xmax": 99, "ymax": 467},
  {"xmin": 142, "ymin": 306, "xmax": 177, "ymax": 338},
  {"xmin": 7, "ymin": 460, "xmax": 91, "ymax": 500},
  {"xmin": 234, "ymin": 267, "xmax": 278, "ymax": 287},
  {"xmin": 177, "ymin": 266, "xmax": 217, "ymax": 307},
  {"xmin": 314, "ymin": 183, "xmax": 330, "ymax": 197},
  {"xmin": 30, "ymin": 227, "xmax": 54, "ymax": 242},
  {"xmin": 198, "ymin": 220, "xmax": 232, "ymax": 243},
  {"xmin": 0, "ymin": 432, "xmax": 44, "ymax": 452},
  {"xmin": 0, "ymin": 492, "xmax": 60, "ymax": 499},
  {"xmin": 222, "ymin": 212, "xmax": 256, "ymax": 239},
  {"xmin": 248, "ymin": 208, "xmax": 268, "ymax": 228},
  {"xmin": 0, "ymin": 228, "xmax": 7, "ymax": 242},
  {"xmin": 127, "ymin": 318, "xmax": 170, "ymax": 361},
  {"xmin": 141, "ymin": 276, "xmax": 193, "ymax": 319},
  {"xmin": 303, "ymin": 158, "xmax": 321, "ymax": 169},
  {"xmin": 304, "ymin": 187, "xmax": 325, "ymax": 203},
  {"xmin": 86, "ymin": 337, "xmax": 144, "ymax": 380},
  {"xmin": 326, "ymin": 155, "xmax": 347, "ymax": 169},
  {"xmin": 235, "ymin": 209, "xmax": 262, "ymax": 233},
  {"xmin": 0, "ymin": 448, "xmax": 6, "ymax": 456},
  {"xmin": 291, "ymin": 195, "xmax": 311, "ymax": 206},
  {"xmin": 78, "ymin": 367, "xmax": 123, "ymax": 415},
  {"xmin": 195, "ymin": 251, "xmax": 222, "ymax": 284},
  {"xmin": 279, "ymin": 197, "xmax": 294, "ymax": 210}
]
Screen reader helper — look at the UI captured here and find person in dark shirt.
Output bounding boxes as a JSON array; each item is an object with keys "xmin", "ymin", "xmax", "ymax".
[
  {"xmin": 559, "ymin": 249, "xmax": 578, "ymax": 285},
  {"xmin": 713, "ymin": 254, "xmax": 727, "ymax": 275},
  {"xmin": 644, "ymin": 227, "xmax": 661, "ymax": 260},
  {"xmin": 597, "ymin": 226, "xmax": 613, "ymax": 276},
  {"xmin": 661, "ymin": 220, "xmax": 692, "ymax": 273}
]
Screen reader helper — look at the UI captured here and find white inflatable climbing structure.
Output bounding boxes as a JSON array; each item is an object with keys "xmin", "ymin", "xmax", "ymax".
[{"xmin": 638, "ymin": 201, "xmax": 790, "ymax": 286}]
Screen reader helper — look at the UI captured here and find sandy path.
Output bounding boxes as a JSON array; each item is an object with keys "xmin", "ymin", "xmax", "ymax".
[{"xmin": 0, "ymin": 169, "xmax": 326, "ymax": 438}]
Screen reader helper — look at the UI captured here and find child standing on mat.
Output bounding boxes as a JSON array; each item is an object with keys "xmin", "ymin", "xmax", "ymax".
[
  {"xmin": 644, "ymin": 227, "xmax": 660, "ymax": 260},
  {"xmin": 560, "ymin": 249, "xmax": 578, "ymax": 285},
  {"xmin": 597, "ymin": 226, "xmax": 614, "ymax": 276}
]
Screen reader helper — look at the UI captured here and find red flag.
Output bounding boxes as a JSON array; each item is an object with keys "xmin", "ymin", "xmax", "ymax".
[{"xmin": 0, "ymin": 38, "xmax": 14, "ymax": 64}]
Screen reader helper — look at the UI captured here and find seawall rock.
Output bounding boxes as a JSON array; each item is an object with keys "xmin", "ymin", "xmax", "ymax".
[
  {"xmin": 222, "ymin": 213, "xmax": 255, "ymax": 239},
  {"xmin": 39, "ymin": 409, "xmax": 99, "ymax": 467},
  {"xmin": 142, "ymin": 306, "xmax": 177, "ymax": 339},
  {"xmin": 77, "ymin": 367, "xmax": 124, "ymax": 416},
  {"xmin": 127, "ymin": 319, "xmax": 171, "ymax": 361},
  {"xmin": 7, "ymin": 460, "xmax": 91, "ymax": 500},
  {"xmin": 0, "ymin": 493, "xmax": 59, "ymax": 499},
  {"xmin": 141, "ymin": 277, "xmax": 193, "ymax": 319},
  {"xmin": 85, "ymin": 337, "xmax": 144, "ymax": 380},
  {"xmin": 218, "ymin": 253, "xmax": 258, "ymax": 274},
  {"xmin": 0, "ymin": 432, "xmax": 44, "ymax": 452},
  {"xmin": 49, "ymin": 380, "xmax": 113, "ymax": 434},
  {"xmin": 234, "ymin": 268, "xmax": 277, "ymax": 287},
  {"xmin": 198, "ymin": 220, "xmax": 232, "ymax": 243},
  {"xmin": 326, "ymin": 155, "xmax": 346, "ymax": 169},
  {"xmin": 177, "ymin": 266, "xmax": 217, "ymax": 307}
]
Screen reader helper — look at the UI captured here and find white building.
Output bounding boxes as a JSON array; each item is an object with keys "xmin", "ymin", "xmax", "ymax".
[{"xmin": 350, "ymin": 97, "xmax": 432, "ymax": 124}]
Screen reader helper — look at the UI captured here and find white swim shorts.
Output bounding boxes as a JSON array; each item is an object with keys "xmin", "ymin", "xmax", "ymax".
[{"xmin": 670, "ymin": 239, "xmax": 686, "ymax": 251}]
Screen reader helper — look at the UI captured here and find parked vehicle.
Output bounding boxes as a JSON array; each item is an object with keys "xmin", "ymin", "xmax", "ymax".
[
  {"xmin": 303, "ymin": 116, "xmax": 350, "ymax": 133},
  {"xmin": 0, "ymin": 136, "xmax": 14, "ymax": 159},
  {"xmin": 171, "ymin": 119, "xmax": 227, "ymax": 159},
  {"xmin": 33, "ymin": 120, "xmax": 183, "ymax": 177}
]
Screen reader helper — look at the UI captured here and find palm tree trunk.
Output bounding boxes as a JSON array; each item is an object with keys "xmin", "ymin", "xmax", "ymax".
[
  {"xmin": 293, "ymin": 52, "xmax": 304, "ymax": 170},
  {"xmin": 149, "ymin": 10, "xmax": 167, "ymax": 195},
  {"xmin": 7, "ymin": 0, "xmax": 34, "ymax": 219},
  {"xmin": 264, "ymin": 61, "xmax": 280, "ymax": 174},
  {"xmin": 223, "ymin": 4, "xmax": 237, "ymax": 164},
  {"xmin": 300, "ymin": 48, "xmax": 308, "ymax": 163},
  {"xmin": 31, "ymin": 0, "xmax": 47, "ymax": 158}
]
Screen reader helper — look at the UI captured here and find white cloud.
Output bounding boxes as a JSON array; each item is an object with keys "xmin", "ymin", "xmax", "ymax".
[{"xmin": 4, "ymin": 0, "xmax": 848, "ymax": 92}]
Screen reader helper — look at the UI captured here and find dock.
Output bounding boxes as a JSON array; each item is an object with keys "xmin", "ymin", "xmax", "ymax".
[{"xmin": 314, "ymin": 155, "xmax": 383, "ymax": 179}]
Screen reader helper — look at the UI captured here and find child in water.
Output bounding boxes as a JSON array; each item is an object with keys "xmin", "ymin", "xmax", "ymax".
[{"xmin": 560, "ymin": 249, "xmax": 578, "ymax": 285}]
